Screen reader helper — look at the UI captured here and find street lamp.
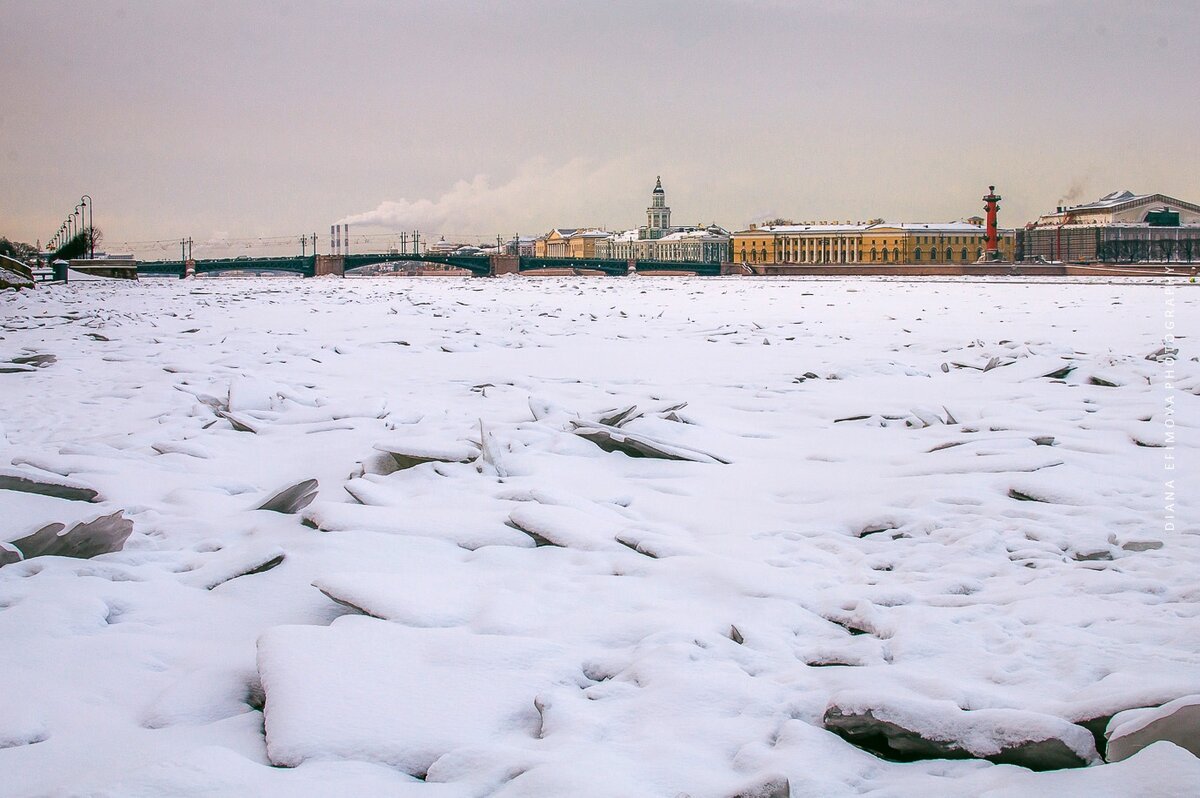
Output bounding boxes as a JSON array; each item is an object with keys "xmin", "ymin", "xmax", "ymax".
[{"xmin": 80, "ymin": 195, "xmax": 93, "ymax": 258}]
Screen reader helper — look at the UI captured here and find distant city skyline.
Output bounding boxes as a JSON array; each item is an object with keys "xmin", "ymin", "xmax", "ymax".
[{"xmin": 4, "ymin": 0, "xmax": 1197, "ymax": 255}]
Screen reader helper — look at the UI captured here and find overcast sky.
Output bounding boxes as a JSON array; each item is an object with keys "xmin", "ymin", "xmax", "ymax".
[{"xmin": 3, "ymin": 0, "xmax": 1197, "ymax": 255}]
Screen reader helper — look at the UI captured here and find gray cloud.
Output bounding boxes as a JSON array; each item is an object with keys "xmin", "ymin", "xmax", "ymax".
[{"xmin": 3, "ymin": 0, "xmax": 1197, "ymax": 254}]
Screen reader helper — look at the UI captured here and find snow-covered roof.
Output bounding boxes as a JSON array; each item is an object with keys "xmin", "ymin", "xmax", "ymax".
[
  {"xmin": 744, "ymin": 221, "xmax": 985, "ymax": 234},
  {"xmin": 1062, "ymin": 190, "xmax": 1149, "ymax": 212},
  {"xmin": 1050, "ymin": 191, "xmax": 1200, "ymax": 216},
  {"xmin": 656, "ymin": 230, "xmax": 727, "ymax": 242},
  {"xmin": 885, "ymin": 222, "xmax": 986, "ymax": 232},
  {"xmin": 757, "ymin": 224, "xmax": 871, "ymax": 233}
]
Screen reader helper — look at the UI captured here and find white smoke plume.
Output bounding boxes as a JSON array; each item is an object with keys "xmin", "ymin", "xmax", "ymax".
[{"xmin": 338, "ymin": 157, "xmax": 642, "ymax": 234}]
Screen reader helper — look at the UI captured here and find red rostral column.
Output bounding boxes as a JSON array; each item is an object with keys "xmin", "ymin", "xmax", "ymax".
[{"xmin": 983, "ymin": 185, "xmax": 1002, "ymax": 257}]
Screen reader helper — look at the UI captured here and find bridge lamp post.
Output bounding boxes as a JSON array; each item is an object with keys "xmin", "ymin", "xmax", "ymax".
[{"xmin": 80, "ymin": 195, "xmax": 93, "ymax": 258}]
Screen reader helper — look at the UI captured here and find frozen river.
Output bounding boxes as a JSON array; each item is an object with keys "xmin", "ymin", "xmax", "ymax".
[{"xmin": 1, "ymin": 275, "xmax": 1197, "ymax": 797}]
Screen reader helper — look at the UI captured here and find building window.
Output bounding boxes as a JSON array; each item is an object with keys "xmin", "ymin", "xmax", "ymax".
[
  {"xmin": 893, "ymin": 247, "xmax": 900, "ymax": 261},
  {"xmin": 882, "ymin": 249, "xmax": 888, "ymax": 262},
  {"xmin": 871, "ymin": 248, "xmax": 878, "ymax": 262},
  {"xmin": 945, "ymin": 247, "xmax": 952, "ymax": 260},
  {"xmin": 914, "ymin": 247, "xmax": 922, "ymax": 261},
  {"xmin": 976, "ymin": 247, "xmax": 983, "ymax": 259},
  {"xmin": 961, "ymin": 247, "xmax": 968, "ymax": 260}
]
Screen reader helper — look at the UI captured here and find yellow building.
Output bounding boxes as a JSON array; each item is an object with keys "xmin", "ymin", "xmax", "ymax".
[
  {"xmin": 731, "ymin": 222, "xmax": 1015, "ymax": 265},
  {"xmin": 535, "ymin": 228, "xmax": 611, "ymax": 259}
]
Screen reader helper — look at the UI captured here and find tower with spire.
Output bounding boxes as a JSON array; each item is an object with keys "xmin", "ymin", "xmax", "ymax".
[{"xmin": 642, "ymin": 176, "xmax": 672, "ymax": 240}]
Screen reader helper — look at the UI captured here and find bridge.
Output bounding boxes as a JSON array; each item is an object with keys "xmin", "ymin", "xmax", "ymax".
[{"xmin": 135, "ymin": 252, "xmax": 725, "ymax": 278}]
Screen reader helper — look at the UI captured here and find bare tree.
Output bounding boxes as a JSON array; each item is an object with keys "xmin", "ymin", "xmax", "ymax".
[{"xmin": 1156, "ymin": 238, "xmax": 1176, "ymax": 263}]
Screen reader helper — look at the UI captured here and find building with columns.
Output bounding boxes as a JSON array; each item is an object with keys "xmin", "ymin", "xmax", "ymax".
[
  {"xmin": 731, "ymin": 221, "xmax": 1014, "ymax": 265},
  {"xmin": 1020, "ymin": 190, "xmax": 1200, "ymax": 263},
  {"xmin": 536, "ymin": 177, "xmax": 729, "ymax": 262},
  {"xmin": 598, "ymin": 225, "xmax": 730, "ymax": 263},
  {"xmin": 594, "ymin": 176, "xmax": 729, "ymax": 262},
  {"xmin": 533, "ymin": 228, "xmax": 611, "ymax": 258}
]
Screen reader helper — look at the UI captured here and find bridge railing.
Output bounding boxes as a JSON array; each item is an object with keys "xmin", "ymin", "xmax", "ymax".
[{"xmin": 134, "ymin": 251, "xmax": 725, "ymax": 278}]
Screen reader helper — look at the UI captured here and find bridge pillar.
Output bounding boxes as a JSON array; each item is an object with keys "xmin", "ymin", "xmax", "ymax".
[
  {"xmin": 184, "ymin": 259, "xmax": 196, "ymax": 279},
  {"xmin": 313, "ymin": 255, "xmax": 344, "ymax": 277},
  {"xmin": 489, "ymin": 254, "xmax": 520, "ymax": 276},
  {"xmin": 627, "ymin": 259, "xmax": 637, "ymax": 275}
]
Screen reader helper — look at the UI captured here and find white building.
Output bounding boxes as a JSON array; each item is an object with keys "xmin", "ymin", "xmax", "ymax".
[
  {"xmin": 1023, "ymin": 190, "xmax": 1200, "ymax": 263},
  {"xmin": 640, "ymin": 176, "xmax": 671, "ymax": 240},
  {"xmin": 504, "ymin": 236, "xmax": 537, "ymax": 257},
  {"xmin": 1035, "ymin": 190, "xmax": 1200, "ymax": 227},
  {"xmin": 592, "ymin": 177, "xmax": 729, "ymax": 262},
  {"xmin": 598, "ymin": 225, "xmax": 729, "ymax": 263}
]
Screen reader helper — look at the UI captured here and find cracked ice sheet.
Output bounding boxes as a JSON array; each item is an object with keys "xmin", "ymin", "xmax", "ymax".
[{"xmin": 0, "ymin": 275, "xmax": 1197, "ymax": 797}]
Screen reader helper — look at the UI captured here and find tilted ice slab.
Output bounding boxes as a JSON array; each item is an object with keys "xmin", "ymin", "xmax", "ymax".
[
  {"xmin": 256, "ymin": 616, "xmax": 583, "ymax": 775},
  {"xmin": 1106, "ymin": 694, "xmax": 1200, "ymax": 762}
]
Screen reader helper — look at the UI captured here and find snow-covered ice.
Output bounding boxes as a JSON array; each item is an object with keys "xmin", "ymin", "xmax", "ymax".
[{"xmin": 0, "ymin": 275, "xmax": 1197, "ymax": 796}]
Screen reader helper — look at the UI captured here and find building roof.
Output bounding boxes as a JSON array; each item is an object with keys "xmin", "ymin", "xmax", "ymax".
[
  {"xmin": 652, "ymin": 176, "xmax": 664, "ymax": 194},
  {"xmin": 758, "ymin": 223, "xmax": 871, "ymax": 233},
  {"xmin": 738, "ymin": 221, "xmax": 986, "ymax": 235},
  {"xmin": 884, "ymin": 222, "xmax": 987, "ymax": 232},
  {"xmin": 1047, "ymin": 191, "xmax": 1200, "ymax": 217},
  {"xmin": 1063, "ymin": 190, "xmax": 1149, "ymax": 211},
  {"xmin": 656, "ymin": 229, "xmax": 728, "ymax": 242}
]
